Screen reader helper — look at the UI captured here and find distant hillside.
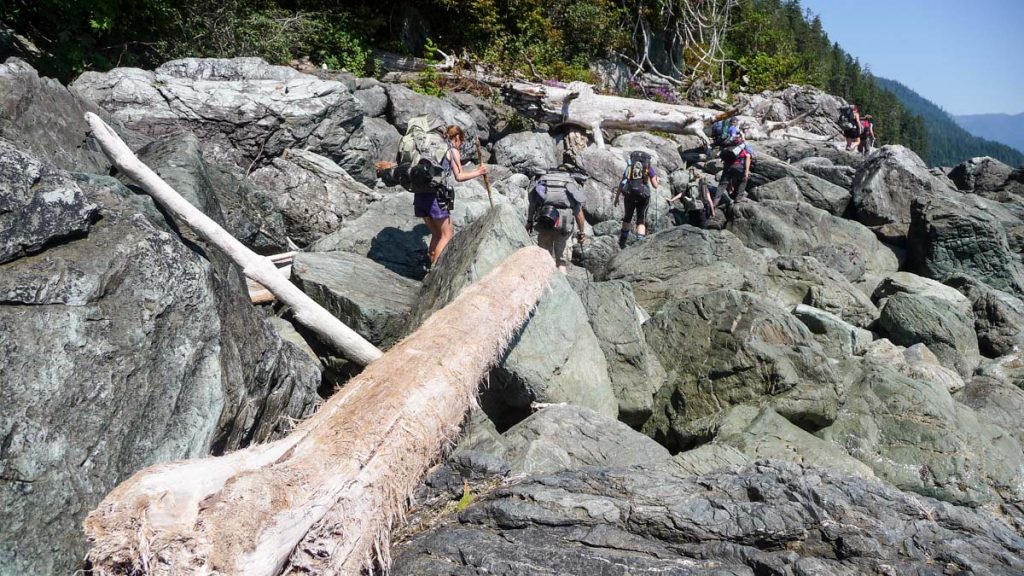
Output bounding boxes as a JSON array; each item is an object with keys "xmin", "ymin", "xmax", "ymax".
[
  {"xmin": 954, "ymin": 113, "xmax": 1024, "ymax": 156},
  {"xmin": 874, "ymin": 77, "xmax": 1024, "ymax": 167}
]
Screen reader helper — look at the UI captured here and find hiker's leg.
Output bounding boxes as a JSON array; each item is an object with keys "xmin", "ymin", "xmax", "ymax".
[
  {"xmin": 423, "ymin": 217, "xmax": 440, "ymax": 263},
  {"xmin": 734, "ymin": 177, "xmax": 748, "ymax": 202},
  {"xmin": 552, "ymin": 233, "xmax": 571, "ymax": 274},
  {"xmin": 433, "ymin": 217, "xmax": 454, "ymax": 264},
  {"xmin": 620, "ymin": 197, "xmax": 636, "ymax": 247},
  {"xmin": 635, "ymin": 194, "xmax": 650, "ymax": 237}
]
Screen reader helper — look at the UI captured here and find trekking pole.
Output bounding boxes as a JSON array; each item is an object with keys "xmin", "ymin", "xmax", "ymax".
[{"xmin": 475, "ymin": 137, "xmax": 494, "ymax": 208}]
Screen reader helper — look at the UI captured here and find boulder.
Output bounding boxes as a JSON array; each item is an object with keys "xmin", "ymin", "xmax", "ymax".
[
  {"xmin": 740, "ymin": 86, "xmax": 856, "ymax": 140},
  {"xmin": 309, "ymin": 190, "xmax": 430, "ymax": 279},
  {"xmin": 292, "ymin": 251, "xmax": 420, "ymax": 349},
  {"xmin": 872, "ymin": 271, "xmax": 973, "ymax": 316},
  {"xmin": 392, "ymin": 461, "xmax": 1024, "ymax": 576},
  {"xmin": 575, "ymin": 280, "xmax": 666, "ymax": 427},
  {"xmin": 792, "ymin": 156, "xmax": 856, "ymax": 189},
  {"xmin": 850, "ymin": 145, "xmax": 956, "ymax": 237},
  {"xmin": 72, "ymin": 57, "xmax": 376, "ymax": 183},
  {"xmin": 710, "ymin": 405, "xmax": 875, "ymax": 478},
  {"xmin": 756, "ymin": 138, "xmax": 865, "ymax": 168},
  {"xmin": 496, "ymin": 405, "xmax": 670, "ymax": 475},
  {"xmin": 861, "ymin": 339, "xmax": 966, "ymax": 394},
  {"xmin": 792, "ymin": 304, "xmax": 874, "ymax": 358},
  {"xmin": 748, "ymin": 153, "xmax": 851, "ymax": 214},
  {"xmin": 353, "ymin": 83, "xmax": 388, "ymax": 117},
  {"xmin": 362, "ymin": 116, "xmax": 402, "ymax": 164},
  {"xmin": 946, "ymin": 275, "xmax": 1024, "ymax": 357},
  {"xmin": 409, "ymin": 204, "xmax": 617, "ymax": 422},
  {"xmin": 383, "ymin": 83, "xmax": 478, "ymax": 141},
  {"xmin": 0, "ymin": 58, "xmax": 144, "ymax": 173},
  {"xmin": 764, "ymin": 256, "xmax": 878, "ymax": 328},
  {"xmin": 491, "ymin": 131, "xmax": 558, "ymax": 177},
  {"xmin": 604, "ymin": 225, "xmax": 768, "ymax": 314},
  {"xmin": 948, "ymin": 156, "xmax": 1015, "ymax": 194},
  {"xmin": 878, "ymin": 292, "xmax": 980, "ymax": 378},
  {"xmin": 0, "ymin": 142, "xmax": 99, "ymax": 264},
  {"xmin": 136, "ymin": 134, "xmax": 288, "ymax": 252},
  {"xmin": 610, "ymin": 131, "xmax": 685, "ymax": 173},
  {"xmin": 667, "ymin": 444, "xmax": 752, "ymax": 477},
  {"xmin": 643, "ymin": 290, "xmax": 842, "ymax": 451},
  {"xmin": 821, "ymin": 361, "xmax": 1024, "ymax": 506},
  {"xmin": 726, "ymin": 200, "xmax": 898, "ymax": 282},
  {"xmin": 957, "ymin": 373, "xmax": 1024, "ymax": 447},
  {"xmin": 907, "ymin": 193, "xmax": 1024, "ymax": 297},
  {"xmin": 802, "ymin": 243, "xmax": 868, "ymax": 283},
  {"xmin": 747, "ymin": 176, "xmax": 802, "ymax": 203},
  {"xmin": 248, "ymin": 148, "xmax": 377, "ymax": 247},
  {"xmin": 0, "ymin": 148, "xmax": 321, "ymax": 576}
]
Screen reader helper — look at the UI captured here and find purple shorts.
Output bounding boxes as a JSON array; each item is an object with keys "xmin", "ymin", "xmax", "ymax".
[{"xmin": 414, "ymin": 193, "xmax": 449, "ymax": 220}]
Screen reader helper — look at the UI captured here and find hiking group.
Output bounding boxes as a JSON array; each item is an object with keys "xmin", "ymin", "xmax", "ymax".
[
  {"xmin": 381, "ymin": 101, "xmax": 872, "ymax": 272},
  {"xmin": 840, "ymin": 104, "xmax": 875, "ymax": 155}
]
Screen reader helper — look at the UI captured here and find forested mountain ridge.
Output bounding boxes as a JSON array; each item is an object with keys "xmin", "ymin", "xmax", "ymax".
[
  {"xmin": 2, "ymin": 0, "xmax": 926, "ymax": 156},
  {"xmin": 955, "ymin": 112, "xmax": 1024, "ymax": 157},
  {"xmin": 874, "ymin": 77, "xmax": 1024, "ymax": 168}
]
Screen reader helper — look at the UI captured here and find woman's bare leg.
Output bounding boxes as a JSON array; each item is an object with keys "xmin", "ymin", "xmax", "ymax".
[
  {"xmin": 423, "ymin": 217, "xmax": 440, "ymax": 264},
  {"xmin": 433, "ymin": 217, "xmax": 454, "ymax": 264}
]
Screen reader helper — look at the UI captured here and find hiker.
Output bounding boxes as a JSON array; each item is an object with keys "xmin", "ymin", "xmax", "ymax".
[
  {"xmin": 413, "ymin": 125, "xmax": 488, "ymax": 267},
  {"xmin": 717, "ymin": 134, "xmax": 753, "ymax": 207},
  {"xmin": 841, "ymin": 105, "xmax": 861, "ymax": 150},
  {"xmin": 858, "ymin": 114, "xmax": 875, "ymax": 155},
  {"xmin": 670, "ymin": 164, "xmax": 715, "ymax": 229},
  {"xmin": 526, "ymin": 165, "xmax": 588, "ymax": 274},
  {"xmin": 614, "ymin": 150, "xmax": 659, "ymax": 248}
]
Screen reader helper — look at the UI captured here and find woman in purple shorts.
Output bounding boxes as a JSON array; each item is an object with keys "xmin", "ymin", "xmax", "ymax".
[{"xmin": 417, "ymin": 125, "xmax": 487, "ymax": 266}]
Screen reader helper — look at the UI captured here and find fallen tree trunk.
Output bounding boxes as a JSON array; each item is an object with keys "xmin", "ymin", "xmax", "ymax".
[
  {"xmin": 85, "ymin": 245, "xmax": 556, "ymax": 575},
  {"xmin": 84, "ymin": 112, "xmax": 383, "ymax": 366},
  {"xmin": 501, "ymin": 80, "xmax": 725, "ymax": 148}
]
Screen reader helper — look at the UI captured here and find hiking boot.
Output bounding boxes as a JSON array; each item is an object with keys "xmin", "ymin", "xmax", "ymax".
[{"xmin": 618, "ymin": 230, "xmax": 629, "ymax": 249}]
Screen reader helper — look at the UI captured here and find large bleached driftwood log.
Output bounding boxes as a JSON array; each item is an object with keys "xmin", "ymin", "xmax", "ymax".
[
  {"xmin": 84, "ymin": 245, "xmax": 556, "ymax": 575},
  {"xmin": 84, "ymin": 112, "xmax": 383, "ymax": 366},
  {"xmin": 501, "ymin": 81, "xmax": 728, "ymax": 148}
]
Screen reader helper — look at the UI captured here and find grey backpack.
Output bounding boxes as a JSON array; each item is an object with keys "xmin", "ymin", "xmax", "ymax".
[{"xmin": 532, "ymin": 172, "xmax": 580, "ymax": 235}]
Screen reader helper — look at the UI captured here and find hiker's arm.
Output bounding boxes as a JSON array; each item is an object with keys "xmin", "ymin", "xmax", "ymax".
[
  {"xmin": 450, "ymin": 148, "xmax": 488, "ymax": 182},
  {"xmin": 526, "ymin": 201, "xmax": 535, "ymax": 232},
  {"xmin": 650, "ymin": 172, "xmax": 659, "ymax": 189},
  {"xmin": 613, "ymin": 184, "xmax": 621, "ymax": 207},
  {"xmin": 574, "ymin": 207, "xmax": 586, "ymax": 242},
  {"xmin": 743, "ymin": 156, "xmax": 751, "ymax": 179},
  {"xmin": 703, "ymin": 181, "xmax": 716, "ymax": 217}
]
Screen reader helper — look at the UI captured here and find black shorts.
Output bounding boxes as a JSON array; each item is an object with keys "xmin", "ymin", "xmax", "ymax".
[
  {"xmin": 843, "ymin": 127, "xmax": 861, "ymax": 139},
  {"xmin": 622, "ymin": 193, "xmax": 650, "ymax": 226}
]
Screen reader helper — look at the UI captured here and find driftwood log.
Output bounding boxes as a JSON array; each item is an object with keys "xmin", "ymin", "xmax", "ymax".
[
  {"xmin": 501, "ymin": 81, "xmax": 726, "ymax": 148},
  {"xmin": 85, "ymin": 245, "xmax": 557, "ymax": 575},
  {"xmin": 84, "ymin": 112, "xmax": 383, "ymax": 367}
]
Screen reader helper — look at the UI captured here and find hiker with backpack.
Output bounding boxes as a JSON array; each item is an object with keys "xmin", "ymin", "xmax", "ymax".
[
  {"xmin": 670, "ymin": 164, "xmax": 716, "ymax": 229},
  {"xmin": 840, "ymin": 105, "xmax": 861, "ymax": 150},
  {"xmin": 717, "ymin": 133, "xmax": 752, "ymax": 207},
  {"xmin": 858, "ymin": 114, "xmax": 875, "ymax": 155},
  {"xmin": 411, "ymin": 125, "xmax": 488, "ymax": 267},
  {"xmin": 526, "ymin": 164, "xmax": 588, "ymax": 274},
  {"xmin": 614, "ymin": 150, "xmax": 659, "ymax": 248}
]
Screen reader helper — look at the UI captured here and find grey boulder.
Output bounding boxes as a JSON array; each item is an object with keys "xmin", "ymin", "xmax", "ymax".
[
  {"xmin": 748, "ymin": 153, "xmax": 851, "ymax": 215},
  {"xmin": 0, "ymin": 149, "xmax": 321, "ymax": 576},
  {"xmin": 393, "ymin": 460, "xmax": 1024, "ymax": 576},
  {"xmin": 491, "ymin": 131, "xmax": 558, "ymax": 177},
  {"xmin": 292, "ymin": 251, "xmax": 420, "ymax": 349},
  {"xmin": 384, "ymin": 83, "xmax": 478, "ymax": 141},
  {"xmin": 764, "ymin": 256, "xmax": 878, "ymax": 328},
  {"xmin": 576, "ymin": 280, "xmax": 666, "ymax": 427},
  {"xmin": 822, "ymin": 360, "xmax": 1023, "ymax": 506},
  {"xmin": 946, "ymin": 274, "xmax": 1024, "ymax": 357},
  {"xmin": 643, "ymin": 290, "xmax": 841, "ymax": 450},
  {"xmin": 73, "ymin": 57, "xmax": 376, "ymax": 183},
  {"xmin": 792, "ymin": 304, "xmax": 874, "ymax": 358}
]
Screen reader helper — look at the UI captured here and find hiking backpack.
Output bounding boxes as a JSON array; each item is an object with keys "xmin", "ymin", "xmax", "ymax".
[
  {"xmin": 710, "ymin": 121, "xmax": 726, "ymax": 146},
  {"xmin": 840, "ymin": 106, "xmax": 858, "ymax": 131},
  {"xmin": 398, "ymin": 115, "xmax": 450, "ymax": 165},
  {"xmin": 681, "ymin": 176, "xmax": 705, "ymax": 212},
  {"xmin": 623, "ymin": 151, "xmax": 653, "ymax": 196},
  {"xmin": 719, "ymin": 141, "xmax": 746, "ymax": 165},
  {"xmin": 532, "ymin": 172, "xmax": 580, "ymax": 235}
]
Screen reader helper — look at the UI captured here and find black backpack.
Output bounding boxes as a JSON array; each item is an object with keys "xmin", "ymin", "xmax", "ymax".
[
  {"xmin": 624, "ymin": 151, "xmax": 653, "ymax": 196},
  {"xmin": 407, "ymin": 143, "xmax": 455, "ymax": 209},
  {"xmin": 840, "ymin": 107, "xmax": 858, "ymax": 131},
  {"xmin": 532, "ymin": 172, "xmax": 580, "ymax": 235}
]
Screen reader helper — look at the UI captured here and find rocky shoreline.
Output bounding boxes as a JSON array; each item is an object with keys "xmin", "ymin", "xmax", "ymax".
[{"xmin": 1, "ymin": 56, "xmax": 1023, "ymax": 575}]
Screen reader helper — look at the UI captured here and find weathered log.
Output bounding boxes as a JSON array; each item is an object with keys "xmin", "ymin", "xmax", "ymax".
[
  {"xmin": 501, "ymin": 81, "xmax": 723, "ymax": 148},
  {"xmin": 84, "ymin": 245, "xmax": 556, "ymax": 575},
  {"xmin": 84, "ymin": 112, "xmax": 383, "ymax": 366}
]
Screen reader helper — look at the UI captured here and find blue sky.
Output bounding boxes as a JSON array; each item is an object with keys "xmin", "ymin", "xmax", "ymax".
[{"xmin": 799, "ymin": 0, "xmax": 1024, "ymax": 115}]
